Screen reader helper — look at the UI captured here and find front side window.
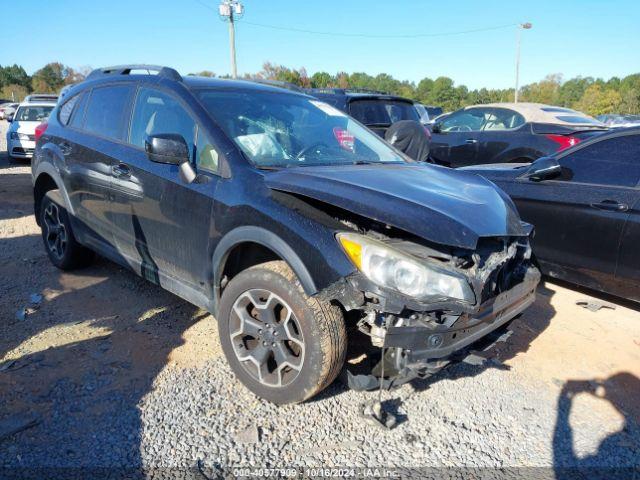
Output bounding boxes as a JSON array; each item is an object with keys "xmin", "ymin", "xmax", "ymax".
[
  {"xmin": 15, "ymin": 105, "xmax": 54, "ymax": 123},
  {"xmin": 196, "ymin": 127, "xmax": 219, "ymax": 172},
  {"xmin": 196, "ymin": 90, "xmax": 407, "ymax": 169},
  {"xmin": 130, "ymin": 88, "xmax": 196, "ymax": 155},
  {"xmin": 84, "ymin": 85, "xmax": 134, "ymax": 141},
  {"xmin": 559, "ymin": 134, "xmax": 640, "ymax": 187}
]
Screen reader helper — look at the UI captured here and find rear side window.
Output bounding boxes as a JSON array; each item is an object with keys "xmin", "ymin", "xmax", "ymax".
[
  {"xmin": 69, "ymin": 92, "xmax": 89, "ymax": 128},
  {"xmin": 483, "ymin": 108, "xmax": 525, "ymax": 131},
  {"xmin": 559, "ymin": 134, "xmax": 640, "ymax": 187},
  {"xmin": 58, "ymin": 93, "xmax": 82, "ymax": 126},
  {"xmin": 83, "ymin": 85, "xmax": 134, "ymax": 141}
]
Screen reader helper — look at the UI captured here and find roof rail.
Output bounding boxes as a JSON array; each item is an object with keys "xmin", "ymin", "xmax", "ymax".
[
  {"xmin": 307, "ymin": 87, "xmax": 390, "ymax": 96},
  {"xmin": 86, "ymin": 65, "xmax": 183, "ymax": 82}
]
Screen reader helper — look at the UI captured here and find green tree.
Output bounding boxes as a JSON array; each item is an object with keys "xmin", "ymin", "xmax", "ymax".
[
  {"xmin": 31, "ymin": 62, "xmax": 68, "ymax": 93},
  {"xmin": 574, "ymin": 84, "xmax": 622, "ymax": 115},
  {"xmin": 0, "ymin": 64, "xmax": 30, "ymax": 90},
  {"xmin": 310, "ymin": 71, "xmax": 333, "ymax": 88},
  {"xmin": 0, "ymin": 84, "xmax": 29, "ymax": 102},
  {"xmin": 519, "ymin": 74, "xmax": 562, "ymax": 104}
]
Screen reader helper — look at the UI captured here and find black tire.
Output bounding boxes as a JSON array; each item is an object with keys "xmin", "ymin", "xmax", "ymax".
[
  {"xmin": 40, "ymin": 191, "xmax": 94, "ymax": 270},
  {"xmin": 218, "ymin": 260, "xmax": 347, "ymax": 404}
]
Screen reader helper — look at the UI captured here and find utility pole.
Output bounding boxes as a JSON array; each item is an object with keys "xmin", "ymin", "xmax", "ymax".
[
  {"xmin": 219, "ymin": 0, "xmax": 244, "ymax": 79},
  {"xmin": 514, "ymin": 22, "xmax": 532, "ymax": 103}
]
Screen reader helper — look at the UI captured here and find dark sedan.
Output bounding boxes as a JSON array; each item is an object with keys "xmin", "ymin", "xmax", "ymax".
[
  {"xmin": 461, "ymin": 127, "xmax": 640, "ymax": 301},
  {"xmin": 430, "ymin": 103, "xmax": 607, "ymax": 167}
]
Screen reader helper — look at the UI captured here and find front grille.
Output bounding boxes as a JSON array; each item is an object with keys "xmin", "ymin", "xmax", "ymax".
[{"xmin": 11, "ymin": 147, "xmax": 35, "ymax": 156}]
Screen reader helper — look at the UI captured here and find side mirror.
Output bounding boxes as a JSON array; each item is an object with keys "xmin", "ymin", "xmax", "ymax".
[
  {"xmin": 6, "ymin": 114, "xmax": 13, "ymax": 123},
  {"xmin": 145, "ymin": 134, "xmax": 196, "ymax": 183},
  {"xmin": 523, "ymin": 156, "xmax": 561, "ymax": 182},
  {"xmin": 431, "ymin": 122, "xmax": 442, "ymax": 133}
]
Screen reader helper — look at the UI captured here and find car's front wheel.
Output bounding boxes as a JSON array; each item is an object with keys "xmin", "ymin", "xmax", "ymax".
[
  {"xmin": 40, "ymin": 192, "xmax": 94, "ymax": 270},
  {"xmin": 218, "ymin": 260, "xmax": 346, "ymax": 404}
]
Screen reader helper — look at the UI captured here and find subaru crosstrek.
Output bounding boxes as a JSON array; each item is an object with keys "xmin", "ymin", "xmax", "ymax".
[{"xmin": 32, "ymin": 65, "xmax": 540, "ymax": 404}]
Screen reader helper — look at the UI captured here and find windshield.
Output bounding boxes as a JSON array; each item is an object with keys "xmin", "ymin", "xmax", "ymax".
[
  {"xmin": 197, "ymin": 90, "xmax": 407, "ymax": 168},
  {"xmin": 15, "ymin": 105, "xmax": 54, "ymax": 122}
]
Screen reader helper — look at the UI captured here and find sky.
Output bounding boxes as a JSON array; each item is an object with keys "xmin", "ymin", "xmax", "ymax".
[{"xmin": 1, "ymin": 0, "xmax": 639, "ymax": 90}]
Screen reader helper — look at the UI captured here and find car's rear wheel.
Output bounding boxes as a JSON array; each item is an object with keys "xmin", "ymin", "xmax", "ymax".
[
  {"xmin": 218, "ymin": 260, "xmax": 346, "ymax": 404},
  {"xmin": 40, "ymin": 192, "xmax": 94, "ymax": 270}
]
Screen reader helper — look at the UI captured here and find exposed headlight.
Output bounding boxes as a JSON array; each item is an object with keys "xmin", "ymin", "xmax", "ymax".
[
  {"xmin": 337, "ymin": 232, "xmax": 475, "ymax": 303},
  {"xmin": 10, "ymin": 132, "xmax": 30, "ymax": 141}
]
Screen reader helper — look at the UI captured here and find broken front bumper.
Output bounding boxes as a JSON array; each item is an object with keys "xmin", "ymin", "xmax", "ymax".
[{"xmin": 384, "ymin": 267, "xmax": 540, "ymax": 364}]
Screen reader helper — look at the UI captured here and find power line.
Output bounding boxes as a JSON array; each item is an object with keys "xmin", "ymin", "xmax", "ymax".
[
  {"xmin": 193, "ymin": 1, "xmax": 517, "ymax": 39},
  {"xmin": 238, "ymin": 20, "xmax": 518, "ymax": 39}
]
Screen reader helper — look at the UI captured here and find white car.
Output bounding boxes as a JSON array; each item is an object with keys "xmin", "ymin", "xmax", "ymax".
[{"xmin": 6, "ymin": 100, "xmax": 56, "ymax": 160}]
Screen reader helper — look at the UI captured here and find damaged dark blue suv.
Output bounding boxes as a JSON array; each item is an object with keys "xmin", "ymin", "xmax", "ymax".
[{"xmin": 32, "ymin": 65, "xmax": 540, "ymax": 404}]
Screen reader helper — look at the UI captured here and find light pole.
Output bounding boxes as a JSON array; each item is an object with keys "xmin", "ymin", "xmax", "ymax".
[
  {"xmin": 514, "ymin": 22, "xmax": 532, "ymax": 103},
  {"xmin": 219, "ymin": 0, "xmax": 244, "ymax": 79}
]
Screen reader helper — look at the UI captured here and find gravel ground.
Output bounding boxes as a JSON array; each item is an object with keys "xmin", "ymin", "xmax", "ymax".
[{"xmin": 0, "ymin": 120, "xmax": 639, "ymax": 476}]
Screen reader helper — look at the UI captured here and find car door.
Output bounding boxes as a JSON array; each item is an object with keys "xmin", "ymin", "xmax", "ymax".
[
  {"xmin": 510, "ymin": 133, "xmax": 640, "ymax": 291},
  {"xmin": 430, "ymin": 108, "xmax": 486, "ymax": 167},
  {"xmin": 57, "ymin": 84, "xmax": 135, "ymax": 250},
  {"xmin": 109, "ymin": 86, "xmax": 220, "ymax": 297},
  {"xmin": 477, "ymin": 108, "xmax": 531, "ymax": 163}
]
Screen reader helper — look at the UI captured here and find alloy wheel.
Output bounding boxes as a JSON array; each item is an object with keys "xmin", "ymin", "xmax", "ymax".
[
  {"xmin": 230, "ymin": 289, "xmax": 305, "ymax": 387},
  {"xmin": 43, "ymin": 202, "xmax": 67, "ymax": 260}
]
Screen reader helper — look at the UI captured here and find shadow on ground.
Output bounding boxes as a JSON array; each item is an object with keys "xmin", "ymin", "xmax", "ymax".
[{"xmin": 553, "ymin": 372, "xmax": 640, "ymax": 477}]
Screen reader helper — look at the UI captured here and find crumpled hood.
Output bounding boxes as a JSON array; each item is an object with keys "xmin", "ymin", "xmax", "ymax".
[{"xmin": 264, "ymin": 163, "xmax": 527, "ymax": 250}]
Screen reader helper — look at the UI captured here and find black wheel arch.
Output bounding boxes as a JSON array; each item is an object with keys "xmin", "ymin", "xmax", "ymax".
[{"xmin": 212, "ymin": 226, "xmax": 318, "ymax": 315}]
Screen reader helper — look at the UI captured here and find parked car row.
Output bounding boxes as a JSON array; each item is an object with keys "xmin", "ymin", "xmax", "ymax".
[
  {"xmin": 0, "ymin": 102, "xmax": 19, "ymax": 120},
  {"xmin": 462, "ymin": 127, "xmax": 640, "ymax": 302}
]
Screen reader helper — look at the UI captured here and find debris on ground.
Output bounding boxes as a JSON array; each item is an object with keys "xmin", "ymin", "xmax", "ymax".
[
  {"xmin": 233, "ymin": 424, "xmax": 260, "ymax": 444},
  {"xmin": 361, "ymin": 401, "xmax": 397, "ymax": 429},
  {"xmin": 576, "ymin": 299, "xmax": 617, "ymax": 312}
]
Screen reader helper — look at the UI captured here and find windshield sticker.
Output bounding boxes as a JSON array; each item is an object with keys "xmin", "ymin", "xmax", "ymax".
[{"xmin": 310, "ymin": 100, "xmax": 346, "ymax": 117}]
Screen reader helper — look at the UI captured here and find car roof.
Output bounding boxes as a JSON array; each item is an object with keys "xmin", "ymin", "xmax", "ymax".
[
  {"xmin": 17, "ymin": 101, "xmax": 57, "ymax": 107},
  {"xmin": 308, "ymin": 88, "xmax": 414, "ymax": 103},
  {"xmin": 464, "ymin": 102, "xmax": 604, "ymax": 127}
]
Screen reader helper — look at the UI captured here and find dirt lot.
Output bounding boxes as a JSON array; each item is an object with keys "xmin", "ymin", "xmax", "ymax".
[{"xmin": 0, "ymin": 121, "xmax": 639, "ymax": 473}]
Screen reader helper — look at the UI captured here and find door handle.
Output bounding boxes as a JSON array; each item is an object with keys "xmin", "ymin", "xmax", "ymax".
[
  {"xmin": 112, "ymin": 163, "xmax": 131, "ymax": 178},
  {"xmin": 465, "ymin": 138, "xmax": 478, "ymax": 144},
  {"xmin": 590, "ymin": 200, "xmax": 628, "ymax": 212}
]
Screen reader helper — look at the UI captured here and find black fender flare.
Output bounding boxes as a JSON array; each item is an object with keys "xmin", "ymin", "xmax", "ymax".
[
  {"xmin": 211, "ymin": 226, "xmax": 318, "ymax": 312},
  {"xmin": 33, "ymin": 159, "xmax": 74, "ymax": 219}
]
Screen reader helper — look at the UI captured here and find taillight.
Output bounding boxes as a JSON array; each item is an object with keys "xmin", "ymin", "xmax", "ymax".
[
  {"xmin": 34, "ymin": 122, "xmax": 48, "ymax": 142},
  {"xmin": 545, "ymin": 134, "xmax": 580, "ymax": 152}
]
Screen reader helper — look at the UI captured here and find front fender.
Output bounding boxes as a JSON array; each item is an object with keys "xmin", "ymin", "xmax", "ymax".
[{"xmin": 211, "ymin": 226, "xmax": 318, "ymax": 313}]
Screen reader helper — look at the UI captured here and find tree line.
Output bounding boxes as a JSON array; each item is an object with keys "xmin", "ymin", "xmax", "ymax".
[{"xmin": 2, "ymin": 62, "xmax": 639, "ymax": 116}]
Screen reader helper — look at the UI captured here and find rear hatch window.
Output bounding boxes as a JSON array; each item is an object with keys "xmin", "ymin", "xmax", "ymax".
[{"xmin": 349, "ymin": 99, "xmax": 419, "ymax": 127}]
